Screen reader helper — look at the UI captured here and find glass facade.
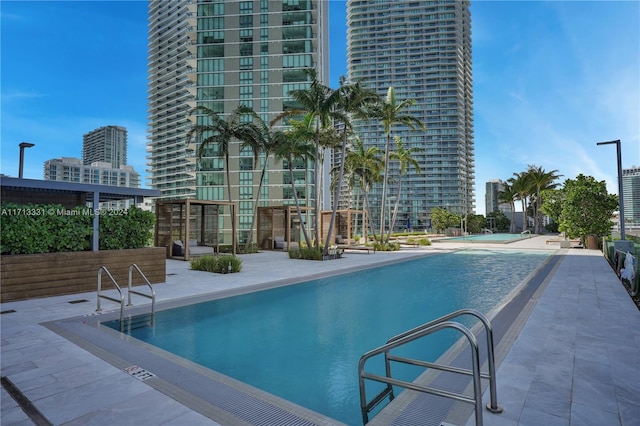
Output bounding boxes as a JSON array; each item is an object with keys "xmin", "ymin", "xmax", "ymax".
[
  {"xmin": 347, "ymin": 0, "xmax": 475, "ymax": 229},
  {"xmin": 148, "ymin": 0, "xmax": 329, "ymax": 241}
]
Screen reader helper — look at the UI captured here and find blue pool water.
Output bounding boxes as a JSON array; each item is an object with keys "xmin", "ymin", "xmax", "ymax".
[{"xmin": 106, "ymin": 249, "xmax": 551, "ymax": 424}]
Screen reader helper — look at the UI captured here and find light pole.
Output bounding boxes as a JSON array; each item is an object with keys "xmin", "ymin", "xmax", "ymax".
[
  {"xmin": 596, "ymin": 139, "xmax": 625, "ymax": 240},
  {"xmin": 18, "ymin": 142, "xmax": 35, "ymax": 179}
]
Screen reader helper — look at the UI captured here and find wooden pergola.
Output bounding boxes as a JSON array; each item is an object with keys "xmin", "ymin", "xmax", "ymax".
[
  {"xmin": 257, "ymin": 206, "xmax": 312, "ymax": 250},
  {"xmin": 155, "ymin": 199, "xmax": 237, "ymax": 260},
  {"xmin": 320, "ymin": 209, "xmax": 368, "ymax": 246}
]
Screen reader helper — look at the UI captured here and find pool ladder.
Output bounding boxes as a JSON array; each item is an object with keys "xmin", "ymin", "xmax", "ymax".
[
  {"xmin": 96, "ymin": 264, "xmax": 156, "ymax": 332},
  {"xmin": 358, "ymin": 309, "xmax": 503, "ymax": 425}
]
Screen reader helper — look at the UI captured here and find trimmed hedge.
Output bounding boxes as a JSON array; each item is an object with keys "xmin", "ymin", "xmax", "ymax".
[
  {"xmin": 190, "ymin": 254, "xmax": 242, "ymax": 273},
  {"xmin": 1, "ymin": 203, "xmax": 155, "ymax": 254}
]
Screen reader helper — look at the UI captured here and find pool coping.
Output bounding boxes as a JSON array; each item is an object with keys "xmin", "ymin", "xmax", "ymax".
[
  {"xmin": 41, "ymin": 248, "xmax": 560, "ymax": 426},
  {"xmin": 42, "ymin": 252, "xmax": 436, "ymax": 426}
]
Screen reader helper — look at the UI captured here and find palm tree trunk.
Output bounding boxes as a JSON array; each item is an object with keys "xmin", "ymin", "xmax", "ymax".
[
  {"xmin": 379, "ymin": 134, "xmax": 391, "ymax": 242},
  {"xmin": 313, "ymin": 128, "xmax": 321, "ymax": 249},
  {"xmin": 386, "ymin": 177, "xmax": 403, "ymax": 243},
  {"xmin": 323, "ymin": 131, "xmax": 348, "ymax": 256},
  {"xmin": 225, "ymin": 153, "xmax": 236, "ymax": 253},
  {"xmin": 354, "ymin": 187, "xmax": 362, "ymax": 242},
  {"xmin": 290, "ymin": 164, "xmax": 312, "ymax": 248},
  {"xmin": 363, "ymin": 183, "xmax": 378, "ymax": 243},
  {"xmin": 244, "ymin": 158, "xmax": 268, "ymax": 251}
]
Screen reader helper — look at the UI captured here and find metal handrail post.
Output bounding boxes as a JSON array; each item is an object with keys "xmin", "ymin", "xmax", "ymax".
[
  {"xmin": 96, "ymin": 266, "xmax": 125, "ymax": 331},
  {"xmin": 359, "ymin": 321, "xmax": 487, "ymax": 425},
  {"xmin": 127, "ymin": 263, "xmax": 156, "ymax": 325}
]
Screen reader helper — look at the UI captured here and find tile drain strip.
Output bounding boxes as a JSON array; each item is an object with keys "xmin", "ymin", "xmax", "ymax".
[{"xmin": 1, "ymin": 376, "xmax": 53, "ymax": 426}]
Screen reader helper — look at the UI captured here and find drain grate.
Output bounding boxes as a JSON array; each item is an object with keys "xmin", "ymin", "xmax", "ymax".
[
  {"xmin": 68, "ymin": 299, "xmax": 89, "ymax": 304},
  {"xmin": 125, "ymin": 365, "xmax": 156, "ymax": 381},
  {"xmin": 1, "ymin": 309, "xmax": 16, "ymax": 315}
]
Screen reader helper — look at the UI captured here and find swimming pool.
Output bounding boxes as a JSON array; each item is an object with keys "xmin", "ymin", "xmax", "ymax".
[
  {"xmin": 103, "ymin": 249, "xmax": 552, "ymax": 425},
  {"xmin": 438, "ymin": 233, "xmax": 530, "ymax": 243}
]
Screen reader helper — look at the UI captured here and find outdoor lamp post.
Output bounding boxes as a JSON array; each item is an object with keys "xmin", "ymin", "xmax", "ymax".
[
  {"xmin": 18, "ymin": 142, "xmax": 35, "ymax": 179},
  {"xmin": 596, "ymin": 139, "xmax": 625, "ymax": 240}
]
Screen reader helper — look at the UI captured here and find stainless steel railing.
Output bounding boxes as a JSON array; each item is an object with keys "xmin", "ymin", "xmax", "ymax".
[{"xmin": 358, "ymin": 309, "xmax": 503, "ymax": 425}]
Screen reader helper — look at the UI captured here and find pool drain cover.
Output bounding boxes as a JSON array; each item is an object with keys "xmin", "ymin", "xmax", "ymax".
[{"xmin": 125, "ymin": 365, "xmax": 155, "ymax": 381}]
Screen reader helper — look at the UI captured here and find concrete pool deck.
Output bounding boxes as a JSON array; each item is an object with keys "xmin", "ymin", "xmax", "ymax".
[{"xmin": 1, "ymin": 236, "xmax": 639, "ymax": 425}]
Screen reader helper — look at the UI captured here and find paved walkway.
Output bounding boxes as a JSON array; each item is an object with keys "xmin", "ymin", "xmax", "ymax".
[{"xmin": 1, "ymin": 236, "xmax": 638, "ymax": 425}]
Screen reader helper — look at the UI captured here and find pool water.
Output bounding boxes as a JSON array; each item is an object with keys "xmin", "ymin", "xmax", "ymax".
[{"xmin": 105, "ymin": 249, "xmax": 551, "ymax": 424}]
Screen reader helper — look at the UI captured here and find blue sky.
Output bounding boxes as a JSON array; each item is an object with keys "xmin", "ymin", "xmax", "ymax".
[{"xmin": 1, "ymin": 1, "xmax": 638, "ymax": 215}]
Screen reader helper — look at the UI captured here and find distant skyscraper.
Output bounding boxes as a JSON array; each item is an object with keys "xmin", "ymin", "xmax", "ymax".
[
  {"xmin": 82, "ymin": 126, "xmax": 127, "ymax": 168},
  {"xmin": 347, "ymin": 0, "xmax": 474, "ymax": 228},
  {"xmin": 147, "ymin": 0, "xmax": 329, "ymax": 242},
  {"xmin": 485, "ymin": 179, "xmax": 512, "ymax": 216},
  {"xmin": 622, "ymin": 166, "xmax": 640, "ymax": 225},
  {"xmin": 44, "ymin": 157, "xmax": 140, "ymax": 208}
]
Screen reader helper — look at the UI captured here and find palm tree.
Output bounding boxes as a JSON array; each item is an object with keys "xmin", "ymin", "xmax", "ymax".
[
  {"xmin": 386, "ymin": 136, "xmax": 422, "ymax": 242},
  {"xmin": 285, "ymin": 69, "xmax": 342, "ymax": 249},
  {"xmin": 498, "ymin": 182, "xmax": 518, "ymax": 233},
  {"xmin": 186, "ymin": 105, "xmax": 256, "ymax": 203},
  {"xmin": 239, "ymin": 113, "xmax": 288, "ymax": 251},
  {"xmin": 509, "ymin": 171, "xmax": 531, "ymax": 233},
  {"xmin": 186, "ymin": 105, "xmax": 257, "ymax": 252},
  {"xmin": 526, "ymin": 165, "xmax": 562, "ymax": 233},
  {"xmin": 344, "ymin": 137, "xmax": 384, "ymax": 243},
  {"xmin": 274, "ymin": 129, "xmax": 316, "ymax": 249},
  {"xmin": 374, "ymin": 87, "xmax": 425, "ymax": 243},
  {"xmin": 323, "ymin": 77, "xmax": 380, "ymax": 254}
]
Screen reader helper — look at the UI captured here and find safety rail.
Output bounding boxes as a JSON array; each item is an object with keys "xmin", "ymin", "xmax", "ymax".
[
  {"xmin": 127, "ymin": 263, "xmax": 156, "ymax": 324},
  {"xmin": 520, "ymin": 230, "xmax": 531, "ymax": 238},
  {"xmin": 96, "ymin": 266, "xmax": 125, "ymax": 331},
  {"xmin": 358, "ymin": 309, "xmax": 502, "ymax": 425}
]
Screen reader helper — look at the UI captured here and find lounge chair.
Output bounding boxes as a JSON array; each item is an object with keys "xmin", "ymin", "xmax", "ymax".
[{"xmin": 274, "ymin": 236, "xmax": 286, "ymax": 249}]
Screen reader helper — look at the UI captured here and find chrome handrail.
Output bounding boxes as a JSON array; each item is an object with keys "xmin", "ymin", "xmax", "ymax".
[
  {"xmin": 358, "ymin": 309, "xmax": 503, "ymax": 425},
  {"xmin": 520, "ymin": 230, "xmax": 531, "ymax": 238},
  {"xmin": 127, "ymin": 264, "xmax": 156, "ymax": 325},
  {"xmin": 96, "ymin": 266, "xmax": 125, "ymax": 331}
]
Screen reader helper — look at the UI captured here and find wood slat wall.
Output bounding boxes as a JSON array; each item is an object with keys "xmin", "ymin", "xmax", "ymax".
[{"xmin": 1, "ymin": 248, "xmax": 166, "ymax": 302}]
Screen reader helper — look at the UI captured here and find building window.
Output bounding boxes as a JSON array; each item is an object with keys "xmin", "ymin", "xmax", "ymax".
[
  {"xmin": 239, "ymin": 1, "xmax": 253, "ymax": 14},
  {"xmin": 239, "ymin": 57, "xmax": 253, "ymax": 70},
  {"xmin": 240, "ymin": 15, "xmax": 253, "ymax": 28}
]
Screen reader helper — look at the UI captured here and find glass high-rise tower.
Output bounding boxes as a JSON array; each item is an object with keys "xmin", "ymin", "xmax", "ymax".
[
  {"xmin": 148, "ymin": 1, "xmax": 329, "ymax": 242},
  {"xmin": 347, "ymin": 0, "xmax": 475, "ymax": 228},
  {"xmin": 82, "ymin": 125, "xmax": 127, "ymax": 168}
]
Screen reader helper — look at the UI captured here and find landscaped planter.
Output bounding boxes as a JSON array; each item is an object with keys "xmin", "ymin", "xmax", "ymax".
[{"xmin": 1, "ymin": 248, "xmax": 166, "ymax": 302}]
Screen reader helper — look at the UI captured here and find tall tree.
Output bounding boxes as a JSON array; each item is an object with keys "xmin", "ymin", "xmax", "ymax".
[
  {"xmin": 386, "ymin": 136, "xmax": 422, "ymax": 242},
  {"xmin": 273, "ymin": 127, "xmax": 316, "ymax": 249},
  {"xmin": 186, "ymin": 105, "xmax": 258, "ymax": 251},
  {"xmin": 375, "ymin": 87, "xmax": 425, "ymax": 242},
  {"xmin": 186, "ymin": 105, "xmax": 257, "ymax": 204},
  {"xmin": 526, "ymin": 165, "xmax": 562, "ymax": 233},
  {"xmin": 344, "ymin": 137, "xmax": 384, "ymax": 243},
  {"xmin": 240, "ymin": 113, "xmax": 288, "ymax": 251},
  {"xmin": 559, "ymin": 174, "xmax": 618, "ymax": 245},
  {"xmin": 498, "ymin": 182, "xmax": 518, "ymax": 233},
  {"xmin": 323, "ymin": 77, "xmax": 380, "ymax": 254},
  {"xmin": 286, "ymin": 69, "xmax": 342, "ymax": 249}
]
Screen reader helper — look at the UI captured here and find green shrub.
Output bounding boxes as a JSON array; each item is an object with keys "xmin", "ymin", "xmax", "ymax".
[
  {"xmin": 190, "ymin": 254, "xmax": 242, "ymax": 273},
  {"xmin": 99, "ymin": 207, "xmax": 155, "ymax": 250},
  {"xmin": 288, "ymin": 246, "xmax": 323, "ymax": 260},
  {"xmin": 373, "ymin": 241, "xmax": 400, "ymax": 251},
  {"xmin": 418, "ymin": 237, "xmax": 431, "ymax": 246},
  {"xmin": 1, "ymin": 203, "xmax": 155, "ymax": 254}
]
